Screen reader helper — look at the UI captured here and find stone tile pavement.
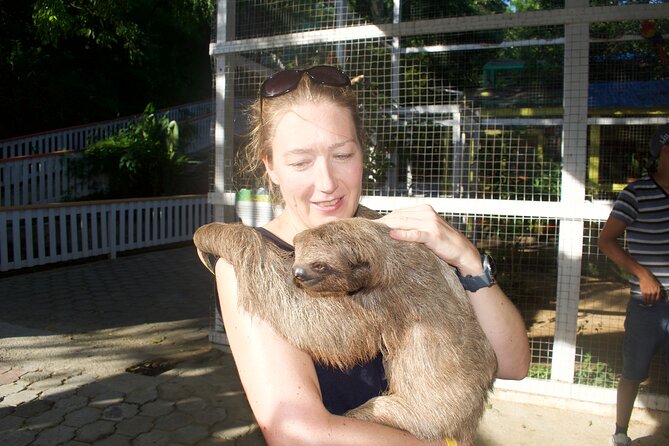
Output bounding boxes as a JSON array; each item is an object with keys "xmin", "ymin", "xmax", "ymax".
[
  {"xmin": 1, "ymin": 244, "xmax": 668, "ymax": 445},
  {"xmin": 1, "ymin": 245, "xmax": 265, "ymax": 445}
]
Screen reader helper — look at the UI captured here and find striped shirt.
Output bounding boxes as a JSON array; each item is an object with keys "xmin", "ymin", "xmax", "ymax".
[{"xmin": 610, "ymin": 176, "xmax": 669, "ymax": 300}]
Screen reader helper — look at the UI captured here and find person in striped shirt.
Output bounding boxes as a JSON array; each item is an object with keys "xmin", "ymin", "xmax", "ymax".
[{"xmin": 599, "ymin": 123, "xmax": 669, "ymax": 446}]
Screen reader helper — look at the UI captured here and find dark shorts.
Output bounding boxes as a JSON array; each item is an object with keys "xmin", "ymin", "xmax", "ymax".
[{"xmin": 622, "ymin": 299, "xmax": 669, "ymax": 382}]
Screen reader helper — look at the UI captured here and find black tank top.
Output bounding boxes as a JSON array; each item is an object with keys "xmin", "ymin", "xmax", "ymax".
[{"xmin": 255, "ymin": 227, "xmax": 387, "ymax": 415}]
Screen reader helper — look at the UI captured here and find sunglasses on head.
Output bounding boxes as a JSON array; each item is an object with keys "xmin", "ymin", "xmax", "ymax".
[
  {"xmin": 260, "ymin": 65, "xmax": 351, "ymax": 98},
  {"xmin": 259, "ymin": 66, "xmax": 351, "ymax": 119}
]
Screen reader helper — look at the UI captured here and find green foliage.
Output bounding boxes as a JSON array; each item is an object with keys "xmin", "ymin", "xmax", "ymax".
[
  {"xmin": 32, "ymin": 0, "xmax": 143, "ymax": 61},
  {"xmin": 591, "ymin": 20, "xmax": 667, "ymax": 82},
  {"xmin": 506, "ymin": 0, "xmax": 564, "ymax": 13},
  {"xmin": 528, "ymin": 354, "xmax": 618, "ymax": 388},
  {"xmin": 0, "ymin": 0, "xmax": 215, "ymax": 139},
  {"xmin": 79, "ymin": 104, "xmax": 190, "ymax": 198},
  {"xmin": 401, "ymin": 0, "xmax": 506, "ymax": 20},
  {"xmin": 349, "ymin": 0, "xmax": 394, "ymax": 23},
  {"xmin": 528, "ymin": 363, "xmax": 551, "ymax": 380},
  {"xmin": 32, "ymin": 0, "xmax": 214, "ymax": 61},
  {"xmin": 574, "ymin": 353, "xmax": 618, "ymax": 388},
  {"xmin": 480, "ymin": 146, "xmax": 562, "ymax": 201}
]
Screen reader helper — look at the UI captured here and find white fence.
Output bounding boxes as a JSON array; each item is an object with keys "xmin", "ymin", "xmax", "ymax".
[
  {"xmin": 0, "ymin": 195, "xmax": 210, "ymax": 272},
  {"xmin": 0, "ymin": 100, "xmax": 213, "ymax": 159},
  {"xmin": 0, "ymin": 102, "xmax": 214, "ymax": 207},
  {"xmin": 0, "ymin": 151, "xmax": 90, "ymax": 207},
  {"xmin": 180, "ymin": 111, "xmax": 215, "ymax": 155}
]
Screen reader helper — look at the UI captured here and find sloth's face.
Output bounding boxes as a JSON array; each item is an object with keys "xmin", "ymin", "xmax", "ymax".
[
  {"xmin": 292, "ymin": 243, "xmax": 371, "ymax": 296},
  {"xmin": 292, "ymin": 219, "xmax": 388, "ymax": 296}
]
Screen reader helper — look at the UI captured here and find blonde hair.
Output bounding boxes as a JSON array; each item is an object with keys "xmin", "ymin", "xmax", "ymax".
[{"xmin": 236, "ymin": 72, "xmax": 365, "ymax": 203}]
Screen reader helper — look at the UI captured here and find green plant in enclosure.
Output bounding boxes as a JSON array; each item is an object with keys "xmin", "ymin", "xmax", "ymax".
[
  {"xmin": 531, "ymin": 160, "xmax": 561, "ymax": 198},
  {"xmin": 574, "ymin": 353, "xmax": 618, "ymax": 388},
  {"xmin": 528, "ymin": 354, "xmax": 618, "ymax": 388},
  {"xmin": 528, "ymin": 363, "xmax": 551, "ymax": 380},
  {"xmin": 78, "ymin": 103, "xmax": 190, "ymax": 198}
]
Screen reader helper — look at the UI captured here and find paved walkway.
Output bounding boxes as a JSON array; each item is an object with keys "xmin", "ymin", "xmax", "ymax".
[{"xmin": 1, "ymin": 245, "xmax": 668, "ymax": 445}]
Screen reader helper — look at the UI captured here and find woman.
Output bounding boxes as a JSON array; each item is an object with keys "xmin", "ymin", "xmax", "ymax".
[{"xmin": 216, "ymin": 65, "xmax": 530, "ymax": 445}]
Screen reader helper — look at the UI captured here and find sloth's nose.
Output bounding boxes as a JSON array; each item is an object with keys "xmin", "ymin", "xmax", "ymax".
[{"xmin": 293, "ymin": 266, "xmax": 307, "ymax": 281}]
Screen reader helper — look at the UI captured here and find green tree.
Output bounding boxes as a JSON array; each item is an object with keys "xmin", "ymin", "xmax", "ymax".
[
  {"xmin": 0, "ymin": 0, "xmax": 214, "ymax": 139},
  {"xmin": 506, "ymin": 0, "xmax": 564, "ymax": 12},
  {"xmin": 78, "ymin": 103, "xmax": 190, "ymax": 198}
]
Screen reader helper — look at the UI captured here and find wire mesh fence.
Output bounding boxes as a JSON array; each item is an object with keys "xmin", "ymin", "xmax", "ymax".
[{"xmin": 210, "ymin": 1, "xmax": 669, "ymax": 409}]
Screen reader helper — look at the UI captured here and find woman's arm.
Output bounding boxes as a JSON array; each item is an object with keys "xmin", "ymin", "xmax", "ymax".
[
  {"xmin": 598, "ymin": 215, "xmax": 663, "ymax": 305},
  {"xmin": 215, "ymin": 259, "xmax": 444, "ymax": 446},
  {"xmin": 379, "ymin": 204, "xmax": 530, "ymax": 380}
]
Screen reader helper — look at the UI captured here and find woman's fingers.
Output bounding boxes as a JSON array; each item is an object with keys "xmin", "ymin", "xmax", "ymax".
[{"xmin": 379, "ymin": 205, "xmax": 480, "ymax": 273}]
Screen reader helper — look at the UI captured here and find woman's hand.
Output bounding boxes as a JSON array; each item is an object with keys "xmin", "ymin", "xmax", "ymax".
[{"xmin": 378, "ymin": 204, "xmax": 482, "ymax": 275}]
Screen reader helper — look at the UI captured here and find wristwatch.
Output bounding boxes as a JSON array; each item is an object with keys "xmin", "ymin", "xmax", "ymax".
[{"xmin": 456, "ymin": 254, "xmax": 496, "ymax": 292}]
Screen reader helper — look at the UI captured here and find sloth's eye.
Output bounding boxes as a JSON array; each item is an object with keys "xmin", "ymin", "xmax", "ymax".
[{"xmin": 311, "ymin": 262, "xmax": 327, "ymax": 272}]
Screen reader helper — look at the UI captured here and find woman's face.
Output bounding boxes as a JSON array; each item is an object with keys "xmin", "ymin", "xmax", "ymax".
[{"xmin": 263, "ymin": 101, "xmax": 363, "ymax": 233}]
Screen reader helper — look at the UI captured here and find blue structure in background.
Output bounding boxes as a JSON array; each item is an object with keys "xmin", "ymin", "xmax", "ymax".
[{"xmin": 588, "ymin": 80, "xmax": 669, "ymax": 108}]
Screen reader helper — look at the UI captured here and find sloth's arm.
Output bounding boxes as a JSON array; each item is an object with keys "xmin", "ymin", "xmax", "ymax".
[
  {"xmin": 379, "ymin": 204, "xmax": 530, "ymax": 380},
  {"xmin": 213, "ymin": 258, "xmax": 443, "ymax": 446}
]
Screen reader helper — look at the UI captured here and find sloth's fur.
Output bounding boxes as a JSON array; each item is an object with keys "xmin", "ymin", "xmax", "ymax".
[{"xmin": 193, "ymin": 210, "xmax": 497, "ymax": 444}]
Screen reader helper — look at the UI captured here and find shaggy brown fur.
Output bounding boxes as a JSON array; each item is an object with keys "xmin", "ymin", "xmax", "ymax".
[{"xmin": 193, "ymin": 211, "xmax": 497, "ymax": 444}]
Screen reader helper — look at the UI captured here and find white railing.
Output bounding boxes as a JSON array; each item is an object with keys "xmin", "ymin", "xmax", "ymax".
[
  {"xmin": 0, "ymin": 151, "xmax": 91, "ymax": 207},
  {"xmin": 0, "ymin": 103, "xmax": 214, "ymax": 207},
  {"xmin": 0, "ymin": 100, "xmax": 213, "ymax": 159},
  {"xmin": 0, "ymin": 195, "xmax": 210, "ymax": 272},
  {"xmin": 181, "ymin": 112, "xmax": 214, "ymax": 154}
]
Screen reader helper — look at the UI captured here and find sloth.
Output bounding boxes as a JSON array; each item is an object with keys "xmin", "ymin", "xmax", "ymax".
[{"xmin": 193, "ymin": 214, "xmax": 497, "ymax": 444}]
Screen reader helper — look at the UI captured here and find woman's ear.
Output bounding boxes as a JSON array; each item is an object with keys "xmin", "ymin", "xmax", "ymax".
[{"xmin": 262, "ymin": 155, "xmax": 279, "ymax": 185}]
